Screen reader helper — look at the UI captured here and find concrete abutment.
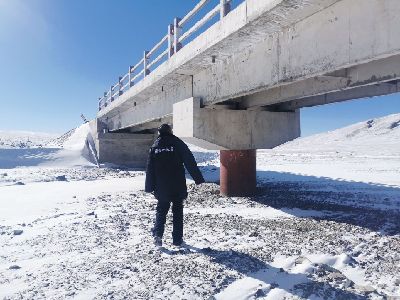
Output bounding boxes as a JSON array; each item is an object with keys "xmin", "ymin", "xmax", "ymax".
[
  {"xmin": 95, "ymin": 132, "xmax": 154, "ymax": 168},
  {"xmin": 90, "ymin": 120, "xmax": 154, "ymax": 168}
]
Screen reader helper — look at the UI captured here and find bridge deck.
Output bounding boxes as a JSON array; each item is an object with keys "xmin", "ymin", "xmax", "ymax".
[{"xmin": 97, "ymin": 0, "xmax": 340, "ymax": 126}]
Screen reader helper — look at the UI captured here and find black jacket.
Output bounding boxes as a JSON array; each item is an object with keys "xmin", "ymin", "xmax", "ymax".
[{"xmin": 145, "ymin": 133, "xmax": 205, "ymax": 200}]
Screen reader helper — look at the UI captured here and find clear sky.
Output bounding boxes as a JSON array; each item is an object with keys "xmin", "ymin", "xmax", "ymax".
[{"xmin": 0, "ymin": 0, "xmax": 399, "ymax": 136}]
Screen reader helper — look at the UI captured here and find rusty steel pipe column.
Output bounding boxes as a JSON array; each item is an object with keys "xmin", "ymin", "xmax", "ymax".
[{"xmin": 220, "ymin": 150, "xmax": 256, "ymax": 197}]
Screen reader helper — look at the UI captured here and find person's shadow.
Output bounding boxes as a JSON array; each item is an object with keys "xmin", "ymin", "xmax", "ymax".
[{"xmin": 161, "ymin": 244, "xmax": 369, "ymax": 299}]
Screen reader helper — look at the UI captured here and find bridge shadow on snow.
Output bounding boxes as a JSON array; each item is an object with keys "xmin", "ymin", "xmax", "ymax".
[{"xmin": 195, "ymin": 165, "xmax": 400, "ymax": 236}]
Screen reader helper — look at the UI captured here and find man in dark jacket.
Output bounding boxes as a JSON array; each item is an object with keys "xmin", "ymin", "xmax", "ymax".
[{"xmin": 145, "ymin": 124, "xmax": 205, "ymax": 247}]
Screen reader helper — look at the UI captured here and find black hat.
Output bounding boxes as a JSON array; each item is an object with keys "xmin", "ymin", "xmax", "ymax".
[{"xmin": 158, "ymin": 123, "xmax": 172, "ymax": 135}]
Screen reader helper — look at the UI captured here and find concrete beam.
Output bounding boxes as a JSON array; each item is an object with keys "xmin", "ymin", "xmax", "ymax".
[
  {"xmin": 173, "ymin": 98, "xmax": 300, "ymax": 150},
  {"xmin": 104, "ymin": 77, "xmax": 191, "ymax": 132},
  {"xmin": 241, "ymin": 76, "xmax": 349, "ymax": 109},
  {"xmin": 240, "ymin": 54, "xmax": 400, "ymax": 110},
  {"xmin": 127, "ymin": 117, "xmax": 172, "ymax": 133},
  {"xmin": 242, "ymin": 54, "xmax": 400, "ymax": 109},
  {"xmin": 194, "ymin": 0, "xmax": 400, "ymax": 106},
  {"xmin": 273, "ymin": 81, "xmax": 400, "ymax": 111}
]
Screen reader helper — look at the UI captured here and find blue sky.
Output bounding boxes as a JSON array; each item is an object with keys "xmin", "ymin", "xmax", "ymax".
[{"xmin": 0, "ymin": 0, "xmax": 399, "ymax": 136}]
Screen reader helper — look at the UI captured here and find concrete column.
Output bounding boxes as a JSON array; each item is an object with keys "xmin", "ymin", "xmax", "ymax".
[
  {"xmin": 168, "ymin": 24, "xmax": 174, "ymax": 57},
  {"xmin": 173, "ymin": 17, "xmax": 182, "ymax": 53},
  {"xmin": 144, "ymin": 50, "xmax": 150, "ymax": 78},
  {"xmin": 110, "ymin": 85, "xmax": 114, "ymax": 102},
  {"xmin": 118, "ymin": 76, "xmax": 123, "ymax": 96},
  {"xmin": 220, "ymin": 0, "xmax": 231, "ymax": 19},
  {"xmin": 128, "ymin": 66, "xmax": 133, "ymax": 87},
  {"xmin": 220, "ymin": 150, "xmax": 256, "ymax": 197}
]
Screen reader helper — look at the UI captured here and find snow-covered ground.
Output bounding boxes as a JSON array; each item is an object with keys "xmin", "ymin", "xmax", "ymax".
[{"xmin": 0, "ymin": 114, "xmax": 399, "ymax": 299}]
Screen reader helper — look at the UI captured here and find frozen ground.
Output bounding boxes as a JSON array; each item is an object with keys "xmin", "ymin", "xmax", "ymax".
[{"xmin": 0, "ymin": 114, "xmax": 399, "ymax": 299}]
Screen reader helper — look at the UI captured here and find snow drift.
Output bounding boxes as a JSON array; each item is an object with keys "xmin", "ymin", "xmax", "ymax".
[
  {"xmin": 0, "ymin": 123, "xmax": 97, "ymax": 169},
  {"xmin": 41, "ymin": 123, "xmax": 98, "ymax": 167}
]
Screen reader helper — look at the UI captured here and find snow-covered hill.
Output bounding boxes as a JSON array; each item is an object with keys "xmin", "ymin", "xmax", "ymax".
[
  {"xmin": 257, "ymin": 113, "xmax": 400, "ymax": 188},
  {"xmin": 0, "ymin": 130, "xmax": 59, "ymax": 149},
  {"xmin": 276, "ymin": 113, "xmax": 400, "ymax": 156}
]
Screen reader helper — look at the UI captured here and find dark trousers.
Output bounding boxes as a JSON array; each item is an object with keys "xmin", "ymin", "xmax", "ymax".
[{"xmin": 153, "ymin": 198, "xmax": 184, "ymax": 244}]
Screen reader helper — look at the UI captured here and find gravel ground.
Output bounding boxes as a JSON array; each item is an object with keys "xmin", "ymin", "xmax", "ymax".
[{"xmin": 1, "ymin": 180, "xmax": 399, "ymax": 299}]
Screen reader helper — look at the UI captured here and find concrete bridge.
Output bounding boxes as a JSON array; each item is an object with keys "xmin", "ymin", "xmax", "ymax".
[{"xmin": 93, "ymin": 0, "xmax": 400, "ymax": 196}]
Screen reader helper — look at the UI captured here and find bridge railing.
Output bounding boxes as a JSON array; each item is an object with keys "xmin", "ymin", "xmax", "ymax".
[{"xmin": 98, "ymin": 0, "xmax": 235, "ymax": 111}]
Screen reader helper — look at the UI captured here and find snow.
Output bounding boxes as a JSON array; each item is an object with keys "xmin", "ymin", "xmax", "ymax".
[
  {"xmin": 1, "ymin": 114, "xmax": 400, "ymax": 299},
  {"xmin": 257, "ymin": 113, "xmax": 400, "ymax": 188},
  {"xmin": 0, "ymin": 123, "xmax": 96, "ymax": 169},
  {"xmin": 276, "ymin": 113, "xmax": 400, "ymax": 156},
  {"xmin": 187, "ymin": 206, "xmax": 330, "ymax": 220},
  {"xmin": 0, "ymin": 130, "xmax": 58, "ymax": 149},
  {"xmin": 39, "ymin": 123, "xmax": 97, "ymax": 167},
  {"xmin": 0, "ymin": 177, "xmax": 145, "ymax": 226},
  {"xmin": 215, "ymin": 253, "xmax": 368, "ymax": 300}
]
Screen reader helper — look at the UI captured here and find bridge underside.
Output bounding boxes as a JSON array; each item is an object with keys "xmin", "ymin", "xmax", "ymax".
[{"xmin": 94, "ymin": 0, "xmax": 400, "ymax": 195}]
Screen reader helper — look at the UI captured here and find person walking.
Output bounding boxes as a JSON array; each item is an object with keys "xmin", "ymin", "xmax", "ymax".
[{"xmin": 145, "ymin": 124, "xmax": 205, "ymax": 247}]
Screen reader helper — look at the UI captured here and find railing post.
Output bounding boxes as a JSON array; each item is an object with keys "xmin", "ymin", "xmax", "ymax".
[
  {"xmin": 168, "ymin": 24, "xmax": 174, "ymax": 57},
  {"xmin": 110, "ymin": 85, "xmax": 114, "ymax": 102},
  {"xmin": 118, "ymin": 76, "xmax": 123, "ymax": 96},
  {"xmin": 98, "ymin": 97, "xmax": 102, "ymax": 111},
  {"xmin": 104, "ymin": 92, "xmax": 108, "ymax": 107},
  {"xmin": 143, "ymin": 50, "xmax": 150, "ymax": 78},
  {"xmin": 220, "ymin": 0, "xmax": 231, "ymax": 19},
  {"xmin": 129, "ymin": 66, "xmax": 134, "ymax": 87},
  {"xmin": 174, "ymin": 17, "xmax": 182, "ymax": 54}
]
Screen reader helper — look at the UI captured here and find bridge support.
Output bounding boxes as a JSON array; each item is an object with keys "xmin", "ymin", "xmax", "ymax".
[
  {"xmin": 173, "ymin": 97, "xmax": 300, "ymax": 196},
  {"xmin": 220, "ymin": 150, "xmax": 256, "ymax": 197},
  {"xmin": 173, "ymin": 97, "xmax": 300, "ymax": 150},
  {"xmin": 90, "ymin": 120, "xmax": 155, "ymax": 168}
]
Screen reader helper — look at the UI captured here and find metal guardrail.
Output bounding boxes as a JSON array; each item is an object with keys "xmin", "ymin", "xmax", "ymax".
[{"xmin": 98, "ymin": 0, "xmax": 234, "ymax": 111}]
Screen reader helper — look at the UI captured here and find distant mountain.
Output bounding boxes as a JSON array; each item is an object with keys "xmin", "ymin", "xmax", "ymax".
[
  {"xmin": 0, "ymin": 130, "xmax": 59, "ymax": 149},
  {"xmin": 276, "ymin": 113, "xmax": 400, "ymax": 156}
]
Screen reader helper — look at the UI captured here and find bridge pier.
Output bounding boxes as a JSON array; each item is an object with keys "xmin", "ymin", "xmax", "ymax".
[
  {"xmin": 220, "ymin": 150, "xmax": 256, "ymax": 197},
  {"xmin": 173, "ymin": 97, "xmax": 300, "ymax": 197}
]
